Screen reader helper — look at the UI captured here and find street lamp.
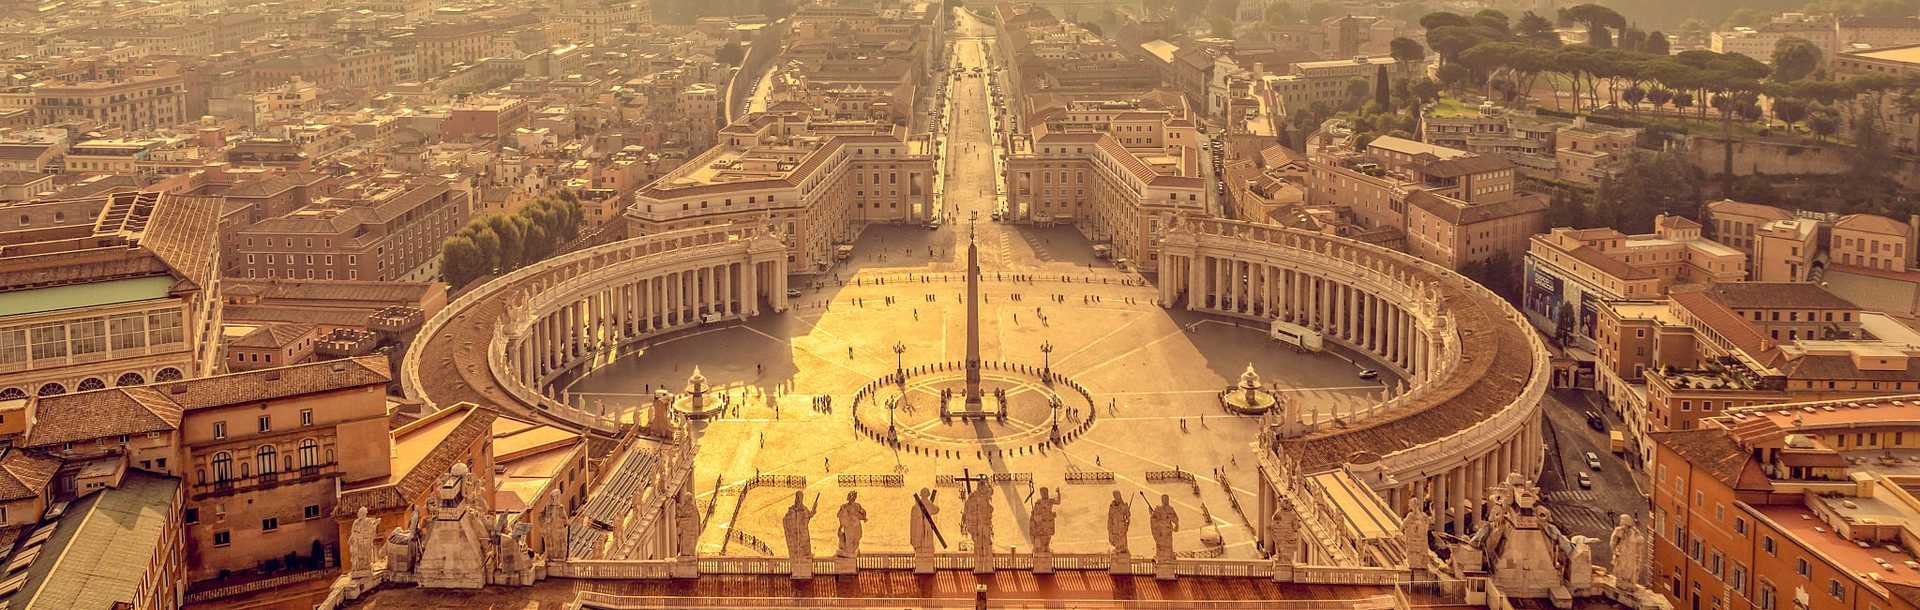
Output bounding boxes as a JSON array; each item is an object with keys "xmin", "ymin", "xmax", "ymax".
[
  {"xmin": 1040, "ymin": 340, "xmax": 1054, "ymax": 378},
  {"xmin": 893, "ymin": 341, "xmax": 907, "ymax": 383}
]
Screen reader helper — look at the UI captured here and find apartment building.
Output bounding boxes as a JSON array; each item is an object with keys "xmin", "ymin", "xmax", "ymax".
[
  {"xmin": 1593, "ymin": 282, "xmax": 1920, "ymax": 467},
  {"xmin": 628, "ymin": 109, "xmax": 935, "ymax": 273},
  {"xmin": 1707, "ymin": 200, "xmax": 1798, "ymax": 261},
  {"xmin": 1003, "ymin": 96, "xmax": 1206, "ymax": 269},
  {"xmin": 1650, "ymin": 398, "xmax": 1920, "ymax": 610},
  {"xmin": 0, "ymin": 192, "xmax": 224, "ymax": 401},
  {"xmin": 31, "ymin": 70, "xmax": 187, "ymax": 132},
  {"xmin": 1307, "ymin": 136, "xmax": 1547, "ymax": 271},
  {"xmin": 1524, "ymin": 215, "xmax": 1748, "ymax": 347},
  {"xmin": 229, "ymin": 177, "xmax": 471, "ymax": 282}
]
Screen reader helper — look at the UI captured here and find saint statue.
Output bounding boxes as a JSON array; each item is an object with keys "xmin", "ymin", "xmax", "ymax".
[
  {"xmin": 961, "ymin": 485, "xmax": 994, "ymax": 564},
  {"xmin": 836, "ymin": 491, "xmax": 867, "ymax": 558},
  {"xmin": 545, "ymin": 490, "xmax": 570, "ymax": 559},
  {"xmin": 1149, "ymin": 494, "xmax": 1179, "ymax": 561},
  {"xmin": 1029, "ymin": 487, "xmax": 1061, "ymax": 554},
  {"xmin": 349, "ymin": 506, "xmax": 381, "ymax": 578},
  {"xmin": 909, "ymin": 488, "xmax": 940, "ymax": 554},
  {"xmin": 783, "ymin": 491, "xmax": 816, "ymax": 559},
  {"xmin": 1609, "ymin": 515, "xmax": 1645, "ymax": 588},
  {"xmin": 1269, "ymin": 495, "xmax": 1299, "ymax": 564},
  {"xmin": 675, "ymin": 490, "xmax": 701, "ymax": 558},
  {"xmin": 1106, "ymin": 490, "xmax": 1132, "ymax": 555}
]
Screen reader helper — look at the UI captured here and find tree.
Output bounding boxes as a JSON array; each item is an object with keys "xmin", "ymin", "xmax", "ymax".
[
  {"xmin": 1808, "ymin": 108, "xmax": 1841, "ymax": 139},
  {"xmin": 1558, "ymin": 4, "xmax": 1625, "ymax": 49},
  {"xmin": 1624, "ymin": 85, "xmax": 1646, "ymax": 109},
  {"xmin": 1436, "ymin": 63, "xmax": 1473, "ymax": 90},
  {"xmin": 1673, "ymin": 91, "xmax": 1694, "ymax": 112},
  {"xmin": 1773, "ymin": 97, "xmax": 1810, "ymax": 128},
  {"xmin": 1771, "ymin": 37, "xmax": 1822, "ymax": 83},
  {"xmin": 1516, "ymin": 11, "xmax": 1559, "ymax": 46},
  {"xmin": 441, "ymin": 235, "xmax": 485, "ymax": 288},
  {"xmin": 1427, "ymin": 25, "xmax": 1498, "ymax": 65},
  {"xmin": 1473, "ymin": 9, "xmax": 1511, "ymax": 35},
  {"xmin": 1616, "ymin": 27, "xmax": 1646, "ymax": 52},
  {"xmin": 1647, "ymin": 87, "xmax": 1673, "ymax": 109},
  {"xmin": 461, "ymin": 225, "xmax": 501, "ymax": 273},
  {"xmin": 1722, "ymin": 8, "xmax": 1766, "ymax": 29},
  {"xmin": 1409, "ymin": 78, "xmax": 1442, "ymax": 105},
  {"xmin": 1593, "ymin": 152, "xmax": 1701, "ymax": 233},
  {"xmin": 1642, "ymin": 30, "xmax": 1670, "ymax": 55},
  {"xmin": 485, "ymin": 214, "xmax": 525, "ymax": 271},
  {"xmin": 1345, "ymin": 77, "xmax": 1372, "ymax": 108},
  {"xmin": 1209, "ymin": 15, "xmax": 1233, "ymax": 37},
  {"xmin": 1420, "ymin": 11, "xmax": 1472, "ymax": 30},
  {"xmin": 1390, "ymin": 37, "xmax": 1427, "ymax": 63},
  {"xmin": 716, "ymin": 42, "xmax": 745, "ymax": 65}
]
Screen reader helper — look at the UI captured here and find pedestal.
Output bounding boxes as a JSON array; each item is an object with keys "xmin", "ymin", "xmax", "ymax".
[
  {"xmin": 914, "ymin": 551, "xmax": 936, "ymax": 574},
  {"xmin": 1108, "ymin": 551, "xmax": 1131, "ymax": 575},
  {"xmin": 1271, "ymin": 561, "xmax": 1295, "ymax": 582},
  {"xmin": 790, "ymin": 556, "xmax": 813, "ymax": 580},
  {"xmin": 972, "ymin": 550, "xmax": 995, "ymax": 574},
  {"xmin": 834, "ymin": 556, "xmax": 857, "ymax": 575},
  {"xmin": 672, "ymin": 556, "xmax": 698, "ymax": 579},
  {"xmin": 1155, "ymin": 558, "xmax": 1176, "ymax": 581},
  {"xmin": 1033, "ymin": 552, "xmax": 1054, "ymax": 574}
]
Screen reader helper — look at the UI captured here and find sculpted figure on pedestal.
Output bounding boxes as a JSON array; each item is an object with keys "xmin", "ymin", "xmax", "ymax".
[
  {"xmin": 1029, "ymin": 487, "xmax": 1060, "ymax": 553},
  {"xmin": 836, "ymin": 491, "xmax": 867, "ymax": 558},
  {"xmin": 1107, "ymin": 490, "xmax": 1131, "ymax": 555}
]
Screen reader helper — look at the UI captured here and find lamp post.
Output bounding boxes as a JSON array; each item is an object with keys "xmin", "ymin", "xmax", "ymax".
[
  {"xmin": 1039, "ymin": 340, "xmax": 1054, "ymax": 379},
  {"xmin": 893, "ymin": 341, "xmax": 907, "ymax": 384}
]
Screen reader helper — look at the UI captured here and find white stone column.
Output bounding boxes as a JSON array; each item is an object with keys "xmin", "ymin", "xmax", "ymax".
[
  {"xmin": 745, "ymin": 261, "xmax": 760, "ymax": 317},
  {"xmin": 1187, "ymin": 255, "xmax": 1203, "ymax": 311}
]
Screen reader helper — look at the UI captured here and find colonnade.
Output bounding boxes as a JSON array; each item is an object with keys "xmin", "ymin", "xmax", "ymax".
[
  {"xmin": 511, "ymin": 258, "xmax": 786, "ymax": 392},
  {"xmin": 1160, "ymin": 252, "xmax": 1435, "ymax": 382},
  {"xmin": 1160, "ymin": 219, "xmax": 1549, "ymax": 539}
]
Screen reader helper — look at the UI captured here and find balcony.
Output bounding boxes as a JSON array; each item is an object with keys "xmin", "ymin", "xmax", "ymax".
[{"xmin": 191, "ymin": 462, "xmax": 338, "ymax": 500}]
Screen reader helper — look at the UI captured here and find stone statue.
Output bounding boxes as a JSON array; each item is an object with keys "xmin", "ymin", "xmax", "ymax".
[
  {"xmin": 349, "ymin": 506, "xmax": 381, "ymax": 578},
  {"xmin": 675, "ymin": 491, "xmax": 700, "ymax": 558},
  {"xmin": 1269, "ymin": 495, "xmax": 1299, "ymax": 564},
  {"xmin": 1569, "ymin": 535, "xmax": 1597, "ymax": 588},
  {"xmin": 782, "ymin": 491, "xmax": 816, "ymax": 558},
  {"xmin": 1107, "ymin": 490, "xmax": 1132, "ymax": 555},
  {"xmin": 962, "ymin": 485, "xmax": 994, "ymax": 565},
  {"xmin": 909, "ymin": 488, "xmax": 940, "ymax": 554},
  {"xmin": 1149, "ymin": 494, "xmax": 1179, "ymax": 561},
  {"xmin": 1030, "ymin": 487, "xmax": 1060, "ymax": 553},
  {"xmin": 836, "ymin": 491, "xmax": 867, "ymax": 558},
  {"xmin": 385, "ymin": 526, "xmax": 417, "ymax": 574},
  {"xmin": 1609, "ymin": 515, "xmax": 1645, "ymax": 588},
  {"xmin": 544, "ymin": 491, "xmax": 570, "ymax": 559},
  {"xmin": 1403, "ymin": 502, "xmax": 1432, "ymax": 569}
]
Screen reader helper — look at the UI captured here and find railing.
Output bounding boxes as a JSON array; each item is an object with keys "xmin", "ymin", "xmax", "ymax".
[{"xmin": 190, "ymin": 462, "xmax": 338, "ymax": 499}]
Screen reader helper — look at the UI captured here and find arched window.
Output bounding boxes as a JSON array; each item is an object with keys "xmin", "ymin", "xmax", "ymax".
[
  {"xmin": 211, "ymin": 452, "xmax": 232, "ymax": 482},
  {"xmin": 299, "ymin": 439, "xmax": 319, "ymax": 469},
  {"xmin": 36, "ymin": 383, "xmax": 65, "ymax": 397},
  {"xmin": 257, "ymin": 445, "xmax": 278, "ymax": 475},
  {"xmin": 76, "ymin": 377, "xmax": 105, "ymax": 391},
  {"xmin": 154, "ymin": 367, "xmax": 183, "ymax": 382},
  {"xmin": 115, "ymin": 372, "xmax": 145, "ymax": 387},
  {"xmin": 0, "ymin": 388, "xmax": 23, "ymax": 401}
]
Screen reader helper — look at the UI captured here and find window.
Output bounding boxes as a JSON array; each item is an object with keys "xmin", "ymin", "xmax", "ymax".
[
  {"xmin": 304, "ymin": 505, "xmax": 322, "ymax": 520},
  {"xmin": 185, "ymin": 508, "xmax": 198, "ymax": 524},
  {"xmin": 258, "ymin": 414, "xmax": 271, "ymax": 433},
  {"xmin": 1759, "ymin": 581, "xmax": 1776, "ymax": 610},
  {"xmin": 109, "ymin": 314, "xmax": 145, "ymax": 350},
  {"xmin": 1796, "ymin": 557, "xmax": 1810, "ymax": 577},
  {"xmin": 300, "ymin": 409, "xmax": 313, "ymax": 427},
  {"xmin": 1732, "ymin": 563, "xmax": 1747, "ymax": 594},
  {"xmin": 261, "ymin": 517, "xmax": 279, "ymax": 532},
  {"xmin": 257, "ymin": 445, "xmax": 278, "ymax": 475},
  {"xmin": 211, "ymin": 452, "xmax": 232, "ymax": 482},
  {"xmin": 1735, "ymin": 517, "xmax": 1747, "ymax": 535},
  {"xmin": 1763, "ymin": 536, "xmax": 1776, "ymax": 556},
  {"xmin": 213, "ymin": 421, "xmax": 226, "ymax": 440},
  {"xmin": 213, "ymin": 531, "xmax": 231, "ymax": 546},
  {"xmin": 298, "ymin": 438, "xmax": 318, "ymax": 468},
  {"xmin": 1829, "ymin": 579, "xmax": 1844, "ymax": 600}
]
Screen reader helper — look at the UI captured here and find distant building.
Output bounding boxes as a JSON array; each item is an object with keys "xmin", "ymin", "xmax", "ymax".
[
  {"xmin": 1523, "ymin": 215, "xmax": 1748, "ymax": 351},
  {"xmin": 1307, "ymin": 136, "xmax": 1548, "ymax": 271},
  {"xmin": 229, "ymin": 177, "xmax": 471, "ymax": 282},
  {"xmin": 0, "ymin": 192, "xmax": 225, "ymax": 400}
]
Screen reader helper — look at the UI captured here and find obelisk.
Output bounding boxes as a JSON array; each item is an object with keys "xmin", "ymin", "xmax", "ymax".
[{"xmin": 964, "ymin": 215, "xmax": 983, "ymax": 409}]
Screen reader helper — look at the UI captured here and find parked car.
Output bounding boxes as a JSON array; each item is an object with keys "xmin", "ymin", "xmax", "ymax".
[
  {"xmin": 1584, "ymin": 451, "xmax": 1602, "ymax": 470},
  {"xmin": 785, "ymin": 288, "xmax": 802, "ymax": 298},
  {"xmin": 1577, "ymin": 471, "xmax": 1593, "ymax": 489}
]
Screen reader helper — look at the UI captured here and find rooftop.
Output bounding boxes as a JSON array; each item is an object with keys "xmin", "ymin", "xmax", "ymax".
[{"xmin": 0, "ymin": 472, "xmax": 181, "ymax": 610}]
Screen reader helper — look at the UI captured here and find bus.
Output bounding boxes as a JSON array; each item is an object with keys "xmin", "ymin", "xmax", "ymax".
[{"xmin": 1270, "ymin": 320, "xmax": 1323, "ymax": 352}]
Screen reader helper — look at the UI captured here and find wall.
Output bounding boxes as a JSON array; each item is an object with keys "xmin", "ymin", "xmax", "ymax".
[{"xmin": 1684, "ymin": 135, "xmax": 1920, "ymax": 189}]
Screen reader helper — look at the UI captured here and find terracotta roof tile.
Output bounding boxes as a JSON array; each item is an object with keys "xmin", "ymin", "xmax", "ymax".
[
  {"xmin": 1651, "ymin": 428, "xmax": 1773, "ymax": 492},
  {"xmin": 0, "ymin": 451, "xmax": 59, "ymax": 502},
  {"xmin": 23, "ymin": 388, "xmax": 182, "ymax": 448},
  {"xmin": 154, "ymin": 355, "xmax": 389, "ymax": 411}
]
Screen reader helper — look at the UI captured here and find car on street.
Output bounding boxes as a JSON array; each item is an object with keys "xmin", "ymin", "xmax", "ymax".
[
  {"xmin": 785, "ymin": 288, "xmax": 801, "ymax": 298},
  {"xmin": 1577, "ymin": 471, "xmax": 1593, "ymax": 488},
  {"xmin": 1584, "ymin": 451, "xmax": 1602, "ymax": 470},
  {"xmin": 1357, "ymin": 369, "xmax": 1378, "ymax": 380},
  {"xmin": 1586, "ymin": 411, "xmax": 1606, "ymax": 432},
  {"xmin": 924, "ymin": 220, "xmax": 941, "ymax": 230}
]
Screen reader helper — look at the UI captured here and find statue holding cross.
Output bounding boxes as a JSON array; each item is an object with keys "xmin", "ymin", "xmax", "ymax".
[{"xmin": 957, "ymin": 469, "xmax": 995, "ymax": 572}]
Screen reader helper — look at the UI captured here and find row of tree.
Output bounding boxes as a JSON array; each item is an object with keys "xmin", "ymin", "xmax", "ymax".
[{"xmin": 441, "ymin": 192, "xmax": 587, "ymax": 289}]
